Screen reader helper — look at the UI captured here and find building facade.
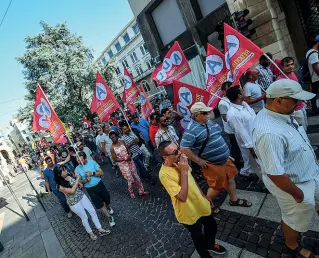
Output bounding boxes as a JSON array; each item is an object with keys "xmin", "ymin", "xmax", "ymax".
[{"xmin": 96, "ymin": 18, "xmax": 165, "ymax": 101}]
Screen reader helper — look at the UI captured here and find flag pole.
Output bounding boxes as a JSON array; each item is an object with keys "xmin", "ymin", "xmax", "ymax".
[
  {"xmin": 263, "ymin": 54, "xmax": 288, "ymax": 79},
  {"xmin": 64, "ymin": 133, "xmax": 85, "ymax": 167}
]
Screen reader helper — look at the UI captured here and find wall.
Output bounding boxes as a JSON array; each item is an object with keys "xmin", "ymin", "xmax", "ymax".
[{"xmin": 128, "ymin": 0, "xmax": 151, "ymax": 18}]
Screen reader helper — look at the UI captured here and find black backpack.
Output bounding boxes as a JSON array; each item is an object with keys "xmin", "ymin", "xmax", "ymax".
[{"xmin": 299, "ymin": 50, "xmax": 318, "ymax": 85}]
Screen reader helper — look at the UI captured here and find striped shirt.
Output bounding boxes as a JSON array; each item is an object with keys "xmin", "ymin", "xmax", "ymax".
[
  {"xmin": 256, "ymin": 64, "xmax": 274, "ymax": 90},
  {"xmin": 155, "ymin": 126, "xmax": 179, "ymax": 147},
  {"xmin": 121, "ymin": 133, "xmax": 142, "ymax": 158},
  {"xmin": 181, "ymin": 120, "xmax": 230, "ymax": 165},
  {"xmin": 252, "ymin": 108, "xmax": 319, "ymax": 183}
]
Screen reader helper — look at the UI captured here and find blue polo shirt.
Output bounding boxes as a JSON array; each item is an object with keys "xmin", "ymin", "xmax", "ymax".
[
  {"xmin": 181, "ymin": 119, "xmax": 230, "ymax": 165},
  {"xmin": 131, "ymin": 118, "xmax": 150, "ymax": 142},
  {"xmin": 43, "ymin": 166, "xmax": 58, "ymax": 194},
  {"xmin": 75, "ymin": 160, "xmax": 101, "ymax": 188}
]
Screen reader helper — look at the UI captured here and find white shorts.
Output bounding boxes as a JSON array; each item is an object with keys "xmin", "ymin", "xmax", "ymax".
[{"xmin": 263, "ymin": 175, "xmax": 319, "ymax": 232}]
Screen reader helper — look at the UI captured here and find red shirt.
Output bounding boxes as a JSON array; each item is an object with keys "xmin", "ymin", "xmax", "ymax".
[{"xmin": 149, "ymin": 124, "xmax": 159, "ymax": 145}]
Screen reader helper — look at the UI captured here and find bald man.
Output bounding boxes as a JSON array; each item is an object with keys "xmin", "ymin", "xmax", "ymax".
[{"xmin": 243, "ymin": 68, "xmax": 266, "ymax": 113}]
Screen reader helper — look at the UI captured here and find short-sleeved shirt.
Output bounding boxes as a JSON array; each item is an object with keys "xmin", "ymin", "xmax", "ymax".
[
  {"xmin": 131, "ymin": 118, "xmax": 150, "ymax": 142},
  {"xmin": 243, "ymin": 82, "xmax": 264, "ymax": 113},
  {"xmin": 96, "ymin": 133, "xmax": 112, "ymax": 151},
  {"xmin": 75, "ymin": 160, "xmax": 101, "ymax": 188},
  {"xmin": 256, "ymin": 64, "xmax": 274, "ymax": 90},
  {"xmin": 155, "ymin": 126, "xmax": 180, "ymax": 147},
  {"xmin": 43, "ymin": 166, "xmax": 57, "ymax": 193},
  {"xmin": 306, "ymin": 49, "xmax": 319, "ymax": 83},
  {"xmin": 252, "ymin": 108, "xmax": 319, "ymax": 183},
  {"xmin": 159, "ymin": 165, "xmax": 211, "ymax": 225},
  {"xmin": 180, "ymin": 120, "xmax": 230, "ymax": 165},
  {"xmin": 121, "ymin": 133, "xmax": 142, "ymax": 158},
  {"xmin": 82, "ymin": 146, "xmax": 93, "ymax": 160},
  {"xmin": 149, "ymin": 124, "xmax": 159, "ymax": 145},
  {"xmin": 218, "ymin": 97, "xmax": 233, "ymax": 134},
  {"xmin": 64, "ymin": 177, "xmax": 84, "ymax": 206}
]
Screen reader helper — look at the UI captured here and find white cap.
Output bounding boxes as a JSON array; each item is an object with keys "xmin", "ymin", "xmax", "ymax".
[
  {"xmin": 266, "ymin": 79, "xmax": 316, "ymax": 101},
  {"xmin": 190, "ymin": 102, "xmax": 213, "ymax": 114}
]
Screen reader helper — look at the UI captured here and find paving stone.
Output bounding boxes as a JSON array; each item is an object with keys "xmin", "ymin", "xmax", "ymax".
[
  {"xmin": 258, "ymin": 238, "xmax": 270, "ymax": 249},
  {"xmin": 234, "ymin": 239, "xmax": 245, "ymax": 248},
  {"xmin": 248, "ymin": 234, "xmax": 259, "ymax": 244},
  {"xmin": 270, "ymin": 243, "xmax": 284, "ymax": 253},
  {"xmin": 240, "ymin": 250, "xmax": 264, "ymax": 258},
  {"xmin": 239, "ymin": 232, "xmax": 248, "ymax": 241},
  {"xmin": 245, "ymin": 242, "xmax": 257, "ymax": 253},
  {"xmin": 267, "ymin": 250, "xmax": 281, "ymax": 258},
  {"xmin": 303, "ymin": 237, "xmax": 317, "ymax": 248}
]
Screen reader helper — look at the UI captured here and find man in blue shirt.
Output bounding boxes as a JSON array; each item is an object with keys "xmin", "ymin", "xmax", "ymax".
[
  {"xmin": 130, "ymin": 114, "xmax": 154, "ymax": 151},
  {"xmin": 180, "ymin": 102, "xmax": 252, "ymax": 210},
  {"xmin": 75, "ymin": 151, "xmax": 115, "ymax": 227},
  {"xmin": 43, "ymin": 156, "xmax": 72, "ymax": 218}
]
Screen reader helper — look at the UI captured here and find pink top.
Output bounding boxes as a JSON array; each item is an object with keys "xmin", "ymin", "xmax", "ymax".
[{"xmin": 276, "ymin": 72, "xmax": 303, "ymax": 110}]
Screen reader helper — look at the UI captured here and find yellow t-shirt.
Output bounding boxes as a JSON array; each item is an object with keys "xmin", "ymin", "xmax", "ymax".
[{"xmin": 159, "ymin": 165, "xmax": 211, "ymax": 225}]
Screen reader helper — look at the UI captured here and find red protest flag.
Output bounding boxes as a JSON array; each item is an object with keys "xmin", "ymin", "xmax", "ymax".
[
  {"xmin": 206, "ymin": 44, "xmax": 233, "ymax": 109},
  {"xmin": 32, "ymin": 84, "xmax": 66, "ymax": 143},
  {"xmin": 173, "ymin": 80, "xmax": 211, "ymax": 130},
  {"xmin": 91, "ymin": 72, "xmax": 121, "ymax": 122},
  {"xmin": 152, "ymin": 41, "xmax": 192, "ymax": 86},
  {"xmin": 224, "ymin": 23, "xmax": 264, "ymax": 84},
  {"xmin": 123, "ymin": 66, "xmax": 140, "ymax": 103},
  {"xmin": 139, "ymin": 83, "xmax": 153, "ymax": 120},
  {"xmin": 122, "ymin": 92, "xmax": 136, "ymax": 114}
]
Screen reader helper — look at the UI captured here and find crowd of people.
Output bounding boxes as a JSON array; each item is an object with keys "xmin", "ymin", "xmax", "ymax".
[{"xmin": 21, "ymin": 39, "xmax": 319, "ymax": 257}]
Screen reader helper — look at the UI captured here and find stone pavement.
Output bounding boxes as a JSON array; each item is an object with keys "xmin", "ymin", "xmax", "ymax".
[{"xmin": 0, "ymin": 169, "xmax": 65, "ymax": 258}]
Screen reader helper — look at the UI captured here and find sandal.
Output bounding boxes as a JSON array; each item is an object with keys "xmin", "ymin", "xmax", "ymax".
[
  {"xmin": 213, "ymin": 206, "xmax": 220, "ymax": 214},
  {"xmin": 229, "ymin": 198, "xmax": 252, "ymax": 207},
  {"xmin": 89, "ymin": 232, "xmax": 97, "ymax": 241},
  {"xmin": 130, "ymin": 193, "xmax": 136, "ymax": 199},
  {"xmin": 285, "ymin": 243, "xmax": 317, "ymax": 258}
]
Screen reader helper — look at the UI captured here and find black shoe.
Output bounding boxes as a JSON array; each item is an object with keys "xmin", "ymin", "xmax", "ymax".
[{"xmin": 208, "ymin": 244, "xmax": 227, "ymax": 255}]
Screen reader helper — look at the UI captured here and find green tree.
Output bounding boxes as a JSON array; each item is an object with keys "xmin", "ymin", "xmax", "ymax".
[{"xmin": 16, "ymin": 21, "xmax": 117, "ymax": 126}]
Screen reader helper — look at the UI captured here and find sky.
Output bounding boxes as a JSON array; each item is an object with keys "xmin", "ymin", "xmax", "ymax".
[{"xmin": 0, "ymin": 0, "xmax": 133, "ymax": 130}]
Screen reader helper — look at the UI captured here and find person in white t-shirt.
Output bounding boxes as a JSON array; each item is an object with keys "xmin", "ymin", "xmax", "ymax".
[
  {"xmin": 76, "ymin": 142, "xmax": 94, "ymax": 161},
  {"xmin": 243, "ymin": 68, "xmax": 266, "ymax": 113},
  {"xmin": 306, "ymin": 35, "xmax": 319, "ymax": 113},
  {"xmin": 218, "ymin": 81, "xmax": 242, "ymax": 169},
  {"xmin": 95, "ymin": 125, "xmax": 115, "ymax": 167}
]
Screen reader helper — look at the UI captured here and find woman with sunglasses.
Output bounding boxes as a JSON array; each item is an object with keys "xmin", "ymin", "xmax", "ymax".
[
  {"xmin": 53, "ymin": 165, "xmax": 110, "ymax": 240},
  {"xmin": 109, "ymin": 131, "xmax": 149, "ymax": 198}
]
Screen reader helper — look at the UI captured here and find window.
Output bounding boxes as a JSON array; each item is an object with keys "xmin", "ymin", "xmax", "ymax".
[
  {"xmin": 142, "ymin": 81, "xmax": 151, "ymax": 93},
  {"xmin": 115, "ymin": 67, "xmax": 121, "ymax": 75},
  {"xmin": 26, "ymin": 137, "xmax": 30, "ymax": 142},
  {"xmin": 133, "ymin": 23, "xmax": 140, "ymax": 34},
  {"xmin": 140, "ymin": 45, "xmax": 146, "ymax": 56},
  {"xmin": 108, "ymin": 50, "xmax": 113, "ymax": 59},
  {"xmin": 122, "ymin": 59, "xmax": 129, "ymax": 68},
  {"xmin": 120, "ymin": 78, "xmax": 125, "ymax": 86},
  {"xmin": 135, "ymin": 66, "xmax": 143, "ymax": 76},
  {"xmin": 101, "ymin": 57, "xmax": 106, "ymax": 65},
  {"xmin": 123, "ymin": 33, "xmax": 130, "ymax": 43},
  {"xmin": 22, "ymin": 130, "xmax": 26, "ymax": 134},
  {"xmin": 146, "ymin": 59, "xmax": 152, "ymax": 70},
  {"xmin": 130, "ymin": 51, "xmax": 138, "ymax": 63},
  {"xmin": 144, "ymin": 43, "xmax": 148, "ymax": 53},
  {"xmin": 18, "ymin": 143, "xmax": 22, "ymax": 148},
  {"xmin": 32, "ymin": 134, "xmax": 36, "ymax": 139},
  {"xmin": 115, "ymin": 42, "xmax": 121, "ymax": 52}
]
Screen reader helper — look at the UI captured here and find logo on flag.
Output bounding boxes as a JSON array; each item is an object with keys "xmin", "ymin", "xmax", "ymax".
[
  {"xmin": 123, "ymin": 67, "xmax": 139, "ymax": 103},
  {"xmin": 139, "ymin": 83, "xmax": 152, "ymax": 120},
  {"xmin": 96, "ymin": 83, "xmax": 107, "ymax": 101},
  {"xmin": 152, "ymin": 41, "xmax": 192, "ymax": 86}
]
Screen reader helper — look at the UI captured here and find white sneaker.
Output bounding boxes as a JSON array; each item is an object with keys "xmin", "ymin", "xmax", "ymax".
[
  {"xmin": 89, "ymin": 232, "xmax": 97, "ymax": 241},
  {"xmin": 98, "ymin": 228, "xmax": 111, "ymax": 236},
  {"xmin": 108, "ymin": 207, "xmax": 114, "ymax": 215},
  {"xmin": 67, "ymin": 212, "xmax": 72, "ymax": 219},
  {"xmin": 108, "ymin": 216, "xmax": 115, "ymax": 227}
]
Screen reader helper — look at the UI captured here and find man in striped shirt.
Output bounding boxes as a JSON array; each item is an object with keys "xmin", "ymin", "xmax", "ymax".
[
  {"xmin": 256, "ymin": 53, "xmax": 274, "ymax": 90},
  {"xmin": 180, "ymin": 102, "xmax": 251, "ymax": 208},
  {"xmin": 155, "ymin": 114, "xmax": 180, "ymax": 148},
  {"xmin": 253, "ymin": 79, "xmax": 318, "ymax": 258}
]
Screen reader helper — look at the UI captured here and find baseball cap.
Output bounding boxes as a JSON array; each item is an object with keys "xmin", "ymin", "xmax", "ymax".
[
  {"xmin": 190, "ymin": 102, "xmax": 213, "ymax": 114},
  {"xmin": 266, "ymin": 79, "xmax": 316, "ymax": 101},
  {"xmin": 76, "ymin": 141, "xmax": 82, "ymax": 147}
]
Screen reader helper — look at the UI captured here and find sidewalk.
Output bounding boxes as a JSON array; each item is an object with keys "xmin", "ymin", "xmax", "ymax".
[{"xmin": 0, "ymin": 169, "xmax": 65, "ymax": 258}]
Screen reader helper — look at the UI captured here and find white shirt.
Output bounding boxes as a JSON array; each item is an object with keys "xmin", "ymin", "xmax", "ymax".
[
  {"xmin": 243, "ymin": 82, "xmax": 264, "ymax": 113},
  {"xmin": 252, "ymin": 108, "xmax": 319, "ymax": 183},
  {"xmin": 227, "ymin": 102, "xmax": 256, "ymax": 149},
  {"xmin": 218, "ymin": 97, "xmax": 233, "ymax": 134},
  {"xmin": 96, "ymin": 133, "xmax": 112, "ymax": 151},
  {"xmin": 306, "ymin": 49, "xmax": 319, "ymax": 83},
  {"xmin": 83, "ymin": 146, "xmax": 93, "ymax": 160}
]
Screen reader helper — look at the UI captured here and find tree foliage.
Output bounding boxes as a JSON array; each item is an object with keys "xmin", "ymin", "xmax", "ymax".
[{"xmin": 16, "ymin": 21, "xmax": 117, "ymax": 126}]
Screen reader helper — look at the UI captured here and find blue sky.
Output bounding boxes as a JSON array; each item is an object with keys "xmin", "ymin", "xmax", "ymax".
[{"xmin": 0, "ymin": 0, "xmax": 133, "ymax": 129}]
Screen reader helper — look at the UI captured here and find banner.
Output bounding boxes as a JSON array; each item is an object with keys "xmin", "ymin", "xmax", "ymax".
[
  {"xmin": 224, "ymin": 23, "xmax": 263, "ymax": 84},
  {"xmin": 123, "ymin": 66, "xmax": 140, "ymax": 103},
  {"xmin": 152, "ymin": 41, "xmax": 192, "ymax": 86},
  {"xmin": 173, "ymin": 80, "xmax": 211, "ymax": 130},
  {"xmin": 122, "ymin": 92, "xmax": 136, "ymax": 114},
  {"xmin": 206, "ymin": 44, "xmax": 232, "ymax": 109},
  {"xmin": 32, "ymin": 84, "xmax": 66, "ymax": 143},
  {"xmin": 91, "ymin": 72, "xmax": 120, "ymax": 122},
  {"xmin": 139, "ymin": 83, "xmax": 153, "ymax": 120}
]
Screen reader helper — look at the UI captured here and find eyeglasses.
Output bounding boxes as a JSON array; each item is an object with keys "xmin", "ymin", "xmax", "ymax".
[
  {"xmin": 166, "ymin": 147, "xmax": 180, "ymax": 156},
  {"xmin": 200, "ymin": 111, "xmax": 209, "ymax": 115}
]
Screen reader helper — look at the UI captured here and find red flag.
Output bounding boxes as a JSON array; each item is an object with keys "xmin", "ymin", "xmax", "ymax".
[
  {"xmin": 123, "ymin": 66, "xmax": 140, "ymax": 103},
  {"xmin": 91, "ymin": 72, "xmax": 120, "ymax": 122},
  {"xmin": 32, "ymin": 84, "xmax": 66, "ymax": 143},
  {"xmin": 139, "ymin": 83, "xmax": 153, "ymax": 120},
  {"xmin": 206, "ymin": 44, "xmax": 233, "ymax": 109},
  {"xmin": 173, "ymin": 80, "xmax": 211, "ymax": 130},
  {"xmin": 152, "ymin": 41, "xmax": 192, "ymax": 86},
  {"xmin": 224, "ymin": 23, "xmax": 264, "ymax": 84},
  {"xmin": 122, "ymin": 92, "xmax": 136, "ymax": 114},
  {"xmin": 81, "ymin": 117, "xmax": 91, "ymax": 128}
]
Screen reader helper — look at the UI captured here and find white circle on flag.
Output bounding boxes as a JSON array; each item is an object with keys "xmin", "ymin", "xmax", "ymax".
[
  {"xmin": 170, "ymin": 51, "xmax": 183, "ymax": 65},
  {"xmin": 36, "ymin": 98, "xmax": 51, "ymax": 118},
  {"xmin": 178, "ymin": 86, "xmax": 193, "ymax": 107},
  {"xmin": 226, "ymin": 34, "xmax": 239, "ymax": 58},
  {"xmin": 162, "ymin": 58, "xmax": 173, "ymax": 73},
  {"xmin": 139, "ymin": 93, "xmax": 146, "ymax": 105},
  {"xmin": 96, "ymin": 82, "xmax": 107, "ymax": 101},
  {"xmin": 227, "ymin": 70, "xmax": 234, "ymax": 82},
  {"xmin": 206, "ymin": 54, "xmax": 223, "ymax": 75},
  {"xmin": 156, "ymin": 70, "xmax": 167, "ymax": 82},
  {"xmin": 123, "ymin": 75, "xmax": 133, "ymax": 89}
]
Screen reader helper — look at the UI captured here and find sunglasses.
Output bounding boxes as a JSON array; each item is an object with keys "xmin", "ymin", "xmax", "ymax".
[
  {"xmin": 166, "ymin": 147, "xmax": 180, "ymax": 156},
  {"xmin": 200, "ymin": 111, "xmax": 209, "ymax": 115}
]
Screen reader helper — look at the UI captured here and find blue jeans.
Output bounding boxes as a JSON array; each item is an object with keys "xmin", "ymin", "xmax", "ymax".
[
  {"xmin": 133, "ymin": 154, "xmax": 148, "ymax": 178},
  {"xmin": 54, "ymin": 190, "xmax": 71, "ymax": 213}
]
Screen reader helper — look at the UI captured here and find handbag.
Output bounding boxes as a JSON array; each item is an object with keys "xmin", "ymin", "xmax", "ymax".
[{"xmin": 190, "ymin": 124, "xmax": 210, "ymax": 172}]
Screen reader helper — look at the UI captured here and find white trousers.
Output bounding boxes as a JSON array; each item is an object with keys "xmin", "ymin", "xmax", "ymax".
[
  {"xmin": 239, "ymin": 147, "xmax": 261, "ymax": 178},
  {"xmin": 69, "ymin": 194, "xmax": 101, "ymax": 233},
  {"xmin": 140, "ymin": 144, "xmax": 151, "ymax": 168}
]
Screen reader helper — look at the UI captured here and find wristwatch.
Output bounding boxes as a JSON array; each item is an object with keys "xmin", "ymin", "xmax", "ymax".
[{"xmin": 92, "ymin": 172, "xmax": 96, "ymax": 176}]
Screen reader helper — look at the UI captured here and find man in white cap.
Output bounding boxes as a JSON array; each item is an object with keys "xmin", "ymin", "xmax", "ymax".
[
  {"xmin": 252, "ymin": 79, "xmax": 319, "ymax": 258},
  {"xmin": 180, "ymin": 102, "xmax": 252, "ymax": 210}
]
